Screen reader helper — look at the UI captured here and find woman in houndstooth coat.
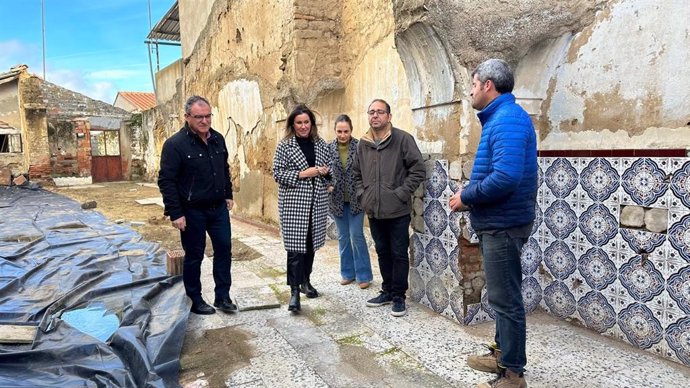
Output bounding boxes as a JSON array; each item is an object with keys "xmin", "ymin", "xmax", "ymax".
[{"xmin": 272, "ymin": 104, "xmax": 331, "ymax": 313}]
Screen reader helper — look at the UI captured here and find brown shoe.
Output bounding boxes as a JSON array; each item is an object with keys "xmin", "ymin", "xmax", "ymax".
[
  {"xmin": 340, "ymin": 278, "xmax": 355, "ymax": 285},
  {"xmin": 467, "ymin": 344, "xmax": 501, "ymax": 373},
  {"xmin": 476, "ymin": 369, "xmax": 526, "ymax": 388},
  {"xmin": 358, "ymin": 282, "xmax": 370, "ymax": 289}
]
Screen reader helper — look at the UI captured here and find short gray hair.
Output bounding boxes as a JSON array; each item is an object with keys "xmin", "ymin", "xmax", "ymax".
[
  {"xmin": 184, "ymin": 95, "xmax": 211, "ymax": 114},
  {"xmin": 471, "ymin": 59, "xmax": 514, "ymax": 94}
]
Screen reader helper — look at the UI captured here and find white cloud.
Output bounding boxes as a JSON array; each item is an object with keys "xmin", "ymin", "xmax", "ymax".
[
  {"xmin": 85, "ymin": 69, "xmax": 144, "ymax": 80},
  {"xmin": 0, "ymin": 40, "xmax": 40, "ymax": 71},
  {"xmin": 47, "ymin": 68, "xmax": 115, "ymax": 103}
]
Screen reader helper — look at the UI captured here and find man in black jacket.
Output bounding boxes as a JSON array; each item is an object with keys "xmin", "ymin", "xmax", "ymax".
[{"xmin": 158, "ymin": 95, "xmax": 236, "ymax": 315}]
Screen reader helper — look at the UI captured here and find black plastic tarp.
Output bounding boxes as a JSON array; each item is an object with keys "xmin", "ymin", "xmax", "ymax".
[{"xmin": 0, "ymin": 186, "xmax": 188, "ymax": 387}]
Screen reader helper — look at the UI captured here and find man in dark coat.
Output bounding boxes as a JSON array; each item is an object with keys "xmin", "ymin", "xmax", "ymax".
[
  {"xmin": 158, "ymin": 95, "xmax": 237, "ymax": 315},
  {"xmin": 353, "ymin": 99, "xmax": 425, "ymax": 318}
]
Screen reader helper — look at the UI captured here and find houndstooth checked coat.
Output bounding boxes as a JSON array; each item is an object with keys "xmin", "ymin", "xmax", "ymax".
[{"xmin": 272, "ymin": 135, "xmax": 330, "ymax": 253}]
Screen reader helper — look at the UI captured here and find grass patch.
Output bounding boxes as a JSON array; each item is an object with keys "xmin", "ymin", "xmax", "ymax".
[
  {"xmin": 305, "ymin": 306, "xmax": 327, "ymax": 326},
  {"xmin": 381, "ymin": 346, "xmax": 401, "ymax": 356},
  {"xmin": 268, "ymin": 283, "xmax": 289, "ymax": 304},
  {"xmin": 337, "ymin": 334, "xmax": 364, "ymax": 346},
  {"xmin": 258, "ymin": 265, "xmax": 286, "ymax": 279}
]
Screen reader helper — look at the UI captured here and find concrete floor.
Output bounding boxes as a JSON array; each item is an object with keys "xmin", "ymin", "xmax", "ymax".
[{"xmin": 184, "ymin": 217, "xmax": 690, "ymax": 388}]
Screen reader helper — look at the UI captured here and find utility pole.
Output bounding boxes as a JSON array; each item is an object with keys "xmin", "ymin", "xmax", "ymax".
[{"xmin": 41, "ymin": 0, "xmax": 46, "ymax": 80}]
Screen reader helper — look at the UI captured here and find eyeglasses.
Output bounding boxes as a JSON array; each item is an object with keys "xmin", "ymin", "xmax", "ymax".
[
  {"xmin": 190, "ymin": 114, "xmax": 213, "ymax": 120},
  {"xmin": 367, "ymin": 109, "xmax": 388, "ymax": 116}
]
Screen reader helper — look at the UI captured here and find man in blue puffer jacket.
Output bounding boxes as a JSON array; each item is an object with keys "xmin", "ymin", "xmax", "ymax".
[{"xmin": 450, "ymin": 59, "xmax": 537, "ymax": 388}]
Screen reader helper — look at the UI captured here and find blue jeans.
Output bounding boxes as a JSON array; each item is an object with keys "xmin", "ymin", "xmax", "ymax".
[
  {"xmin": 368, "ymin": 214, "xmax": 411, "ymax": 299},
  {"xmin": 180, "ymin": 204, "xmax": 232, "ymax": 303},
  {"xmin": 333, "ymin": 203, "xmax": 373, "ymax": 283},
  {"xmin": 478, "ymin": 230, "xmax": 527, "ymax": 373}
]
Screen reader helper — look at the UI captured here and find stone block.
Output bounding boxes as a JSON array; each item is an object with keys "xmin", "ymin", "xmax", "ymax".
[
  {"xmin": 413, "ymin": 197, "xmax": 424, "ymax": 215},
  {"xmin": 449, "ymin": 160, "xmax": 463, "ymax": 180},
  {"xmin": 0, "ymin": 168, "xmax": 10, "ymax": 186},
  {"xmin": 12, "ymin": 175, "xmax": 27, "ymax": 186},
  {"xmin": 620, "ymin": 205, "xmax": 644, "ymax": 227},
  {"xmin": 644, "ymin": 208, "xmax": 668, "ymax": 233},
  {"xmin": 81, "ymin": 200, "xmax": 97, "ymax": 209},
  {"xmin": 462, "ymin": 160, "xmax": 474, "ymax": 179},
  {"xmin": 413, "ymin": 215, "xmax": 425, "ymax": 233}
]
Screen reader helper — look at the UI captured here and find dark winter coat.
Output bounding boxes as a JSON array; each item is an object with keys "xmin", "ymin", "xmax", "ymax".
[
  {"xmin": 353, "ymin": 126, "xmax": 425, "ymax": 219},
  {"xmin": 158, "ymin": 124, "xmax": 232, "ymax": 221}
]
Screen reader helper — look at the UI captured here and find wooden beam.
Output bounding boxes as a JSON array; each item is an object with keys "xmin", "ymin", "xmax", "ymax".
[{"xmin": 0, "ymin": 324, "xmax": 37, "ymax": 344}]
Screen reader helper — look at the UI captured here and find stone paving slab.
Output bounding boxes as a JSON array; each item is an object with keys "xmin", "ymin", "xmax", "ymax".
[
  {"xmin": 234, "ymin": 285, "xmax": 280, "ymax": 311},
  {"xmin": 183, "ymin": 218, "xmax": 690, "ymax": 388},
  {"xmin": 135, "ymin": 196, "xmax": 164, "ymax": 206}
]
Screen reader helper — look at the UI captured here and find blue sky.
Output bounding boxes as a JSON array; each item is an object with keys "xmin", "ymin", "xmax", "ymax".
[{"xmin": 0, "ymin": 0, "xmax": 180, "ymax": 104}]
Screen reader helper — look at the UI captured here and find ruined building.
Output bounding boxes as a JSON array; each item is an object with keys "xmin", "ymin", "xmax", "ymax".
[
  {"xmin": 0, "ymin": 65, "xmax": 135, "ymax": 184},
  {"xmin": 144, "ymin": 0, "xmax": 690, "ymax": 366}
]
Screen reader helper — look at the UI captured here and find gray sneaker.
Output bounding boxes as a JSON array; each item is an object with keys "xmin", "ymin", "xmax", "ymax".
[
  {"xmin": 366, "ymin": 291, "xmax": 393, "ymax": 307},
  {"xmin": 391, "ymin": 297, "xmax": 407, "ymax": 317}
]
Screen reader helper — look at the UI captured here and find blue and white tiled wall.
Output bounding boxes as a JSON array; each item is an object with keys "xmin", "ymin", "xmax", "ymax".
[{"xmin": 413, "ymin": 157, "xmax": 690, "ymax": 367}]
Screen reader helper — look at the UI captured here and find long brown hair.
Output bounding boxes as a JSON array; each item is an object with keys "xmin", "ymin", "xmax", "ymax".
[{"xmin": 283, "ymin": 104, "xmax": 319, "ymax": 141}]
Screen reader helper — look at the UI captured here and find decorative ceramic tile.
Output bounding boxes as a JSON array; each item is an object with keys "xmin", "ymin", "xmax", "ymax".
[
  {"xmin": 538, "ymin": 164, "xmax": 544, "ymax": 188},
  {"xmin": 650, "ymin": 290, "xmax": 683, "ymax": 327},
  {"xmin": 669, "ymin": 159, "xmax": 690, "ymax": 209},
  {"xmin": 449, "ymin": 286, "xmax": 465, "ymax": 323},
  {"xmin": 480, "ymin": 285, "xmax": 496, "ymax": 319},
  {"xmin": 545, "ymin": 158, "xmax": 579, "ymax": 199},
  {"xmin": 411, "ymin": 233, "xmax": 425, "ymax": 268},
  {"xmin": 577, "ymin": 290, "xmax": 617, "ymax": 333},
  {"xmin": 543, "ymin": 280, "xmax": 577, "ymax": 318},
  {"xmin": 521, "ymin": 237, "xmax": 542, "ymax": 276},
  {"xmin": 532, "ymin": 204, "xmax": 543, "ymax": 236},
  {"xmin": 425, "ymin": 275, "xmax": 450, "ymax": 313},
  {"xmin": 665, "ymin": 316, "xmax": 690, "ymax": 365},
  {"xmin": 650, "ymin": 243, "xmax": 686, "ymax": 279},
  {"xmin": 543, "ymin": 240, "xmax": 577, "ymax": 280},
  {"xmin": 668, "ymin": 212, "xmax": 690, "ymax": 263},
  {"xmin": 409, "ymin": 267, "xmax": 426, "ymax": 303},
  {"xmin": 449, "ymin": 244, "xmax": 460, "ymax": 280},
  {"xmin": 578, "ymin": 246, "xmax": 617, "ymax": 291},
  {"xmin": 463, "ymin": 303, "xmax": 494, "ymax": 325},
  {"xmin": 618, "ymin": 302, "xmax": 664, "ymax": 349},
  {"xmin": 620, "ymin": 228, "xmax": 666, "ymax": 255},
  {"xmin": 448, "ymin": 209, "xmax": 462, "ymax": 240},
  {"xmin": 424, "ymin": 237, "xmax": 450, "ymax": 276},
  {"xmin": 423, "ymin": 199, "xmax": 449, "ymax": 238},
  {"xmin": 619, "ymin": 255, "xmax": 665, "ymax": 302},
  {"xmin": 580, "ymin": 158, "xmax": 620, "ymax": 202},
  {"xmin": 620, "ymin": 158, "xmax": 668, "ymax": 207},
  {"xmin": 666, "ymin": 265, "xmax": 690, "ymax": 314},
  {"xmin": 544, "ymin": 199, "xmax": 578, "ymax": 239},
  {"xmin": 462, "ymin": 212, "xmax": 479, "ymax": 244},
  {"xmin": 579, "ymin": 203, "xmax": 618, "ymax": 246},
  {"xmin": 602, "ymin": 280, "xmax": 634, "ymax": 313},
  {"xmin": 425, "ymin": 160, "xmax": 448, "ymax": 199},
  {"xmin": 522, "ymin": 275, "xmax": 542, "ymax": 314}
]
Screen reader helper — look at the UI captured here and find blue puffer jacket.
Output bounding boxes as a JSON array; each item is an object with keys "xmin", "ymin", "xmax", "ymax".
[{"xmin": 461, "ymin": 93, "xmax": 538, "ymax": 231}]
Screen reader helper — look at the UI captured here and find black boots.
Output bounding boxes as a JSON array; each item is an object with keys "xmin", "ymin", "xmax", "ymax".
[
  {"xmin": 300, "ymin": 281, "xmax": 319, "ymax": 298},
  {"xmin": 288, "ymin": 286, "xmax": 301, "ymax": 312}
]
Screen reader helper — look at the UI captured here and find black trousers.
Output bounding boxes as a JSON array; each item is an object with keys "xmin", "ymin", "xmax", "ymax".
[
  {"xmin": 286, "ymin": 225, "xmax": 315, "ymax": 286},
  {"xmin": 180, "ymin": 205, "xmax": 232, "ymax": 303},
  {"xmin": 369, "ymin": 214, "xmax": 411, "ymax": 299}
]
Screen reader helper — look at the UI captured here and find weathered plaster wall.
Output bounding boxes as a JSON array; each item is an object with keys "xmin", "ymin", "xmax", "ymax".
[
  {"xmin": 538, "ymin": 0, "xmax": 690, "ymax": 149},
  {"xmin": 178, "ymin": 0, "xmax": 215, "ymax": 59},
  {"xmin": 155, "ymin": 59, "xmax": 183, "ymax": 104},
  {"xmin": 0, "ymin": 80, "xmax": 25, "ymax": 173}
]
